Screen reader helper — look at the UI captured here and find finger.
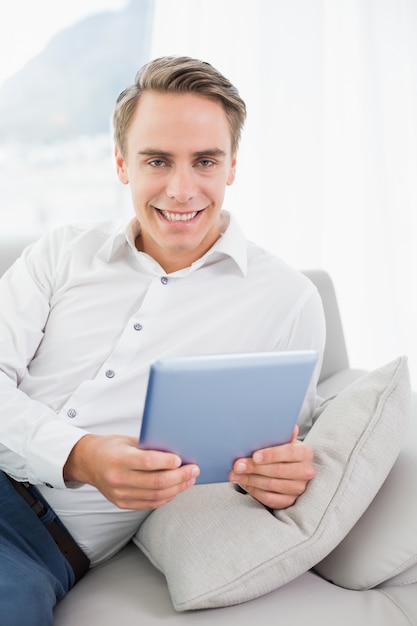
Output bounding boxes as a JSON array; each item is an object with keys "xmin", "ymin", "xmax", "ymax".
[
  {"xmin": 128, "ymin": 462, "xmax": 199, "ymax": 492},
  {"xmin": 231, "ymin": 470, "xmax": 312, "ymax": 510},
  {"xmin": 236, "ymin": 460, "xmax": 313, "ymax": 482},
  {"xmin": 231, "ymin": 443, "xmax": 312, "ymax": 477},
  {"xmin": 290, "ymin": 424, "xmax": 299, "ymax": 443},
  {"xmin": 231, "ymin": 472, "xmax": 309, "ymax": 495},
  {"xmin": 229, "ymin": 462, "xmax": 313, "ymax": 489},
  {"xmin": 242, "ymin": 486, "xmax": 302, "ymax": 510},
  {"xmin": 230, "ymin": 445, "xmax": 314, "ymax": 489},
  {"xmin": 107, "ymin": 464, "xmax": 200, "ymax": 510},
  {"xmin": 252, "ymin": 440, "xmax": 314, "ymax": 466},
  {"xmin": 133, "ymin": 448, "xmax": 184, "ymax": 471}
]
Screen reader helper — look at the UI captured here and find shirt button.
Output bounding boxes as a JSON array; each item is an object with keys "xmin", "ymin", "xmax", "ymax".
[
  {"xmin": 105, "ymin": 369, "xmax": 115, "ymax": 378},
  {"xmin": 133, "ymin": 323, "xmax": 143, "ymax": 331},
  {"xmin": 161, "ymin": 276, "xmax": 168, "ymax": 285},
  {"xmin": 67, "ymin": 409, "xmax": 77, "ymax": 418}
]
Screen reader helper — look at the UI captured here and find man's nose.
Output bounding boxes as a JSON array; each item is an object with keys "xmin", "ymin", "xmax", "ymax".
[{"xmin": 165, "ymin": 166, "xmax": 197, "ymax": 203}]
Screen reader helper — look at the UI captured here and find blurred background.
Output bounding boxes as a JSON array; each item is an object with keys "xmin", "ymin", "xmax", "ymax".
[{"xmin": 0, "ymin": 0, "xmax": 415, "ymax": 386}]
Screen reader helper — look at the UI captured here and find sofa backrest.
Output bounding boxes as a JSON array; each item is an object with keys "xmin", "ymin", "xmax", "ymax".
[
  {"xmin": 303, "ymin": 269, "xmax": 349, "ymax": 383},
  {"xmin": 0, "ymin": 235, "xmax": 37, "ymax": 277}
]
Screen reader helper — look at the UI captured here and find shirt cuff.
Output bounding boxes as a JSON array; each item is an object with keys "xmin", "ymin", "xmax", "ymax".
[{"xmin": 26, "ymin": 419, "xmax": 89, "ymax": 488}]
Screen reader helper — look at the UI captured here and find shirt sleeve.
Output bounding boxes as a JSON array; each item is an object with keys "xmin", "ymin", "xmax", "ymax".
[{"xmin": 0, "ymin": 236, "xmax": 89, "ymax": 488}]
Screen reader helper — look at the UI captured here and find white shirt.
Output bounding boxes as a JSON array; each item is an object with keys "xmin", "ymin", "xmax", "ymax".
[{"xmin": 0, "ymin": 212, "xmax": 325, "ymax": 565}]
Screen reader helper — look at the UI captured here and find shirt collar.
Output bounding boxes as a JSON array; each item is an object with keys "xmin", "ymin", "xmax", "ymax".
[
  {"xmin": 194, "ymin": 212, "xmax": 248, "ymax": 276},
  {"xmin": 99, "ymin": 212, "xmax": 248, "ymax": 277},
  {"xmin": 96, "ymin": 220, "xmax": 139, "ymax": 263}
]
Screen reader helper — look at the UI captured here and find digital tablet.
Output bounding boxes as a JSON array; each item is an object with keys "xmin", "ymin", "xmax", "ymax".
[{"xmin": 138, "ymin": 350, "xmax": 318, "ymax": 484}]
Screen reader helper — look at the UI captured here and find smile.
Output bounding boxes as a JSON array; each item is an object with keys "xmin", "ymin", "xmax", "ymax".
[{"xmin": 157, "ymin": 209, "xmax": 201, "ymax": 222}]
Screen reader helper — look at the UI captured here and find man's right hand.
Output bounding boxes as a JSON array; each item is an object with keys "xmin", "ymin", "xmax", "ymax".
[{"xmin": 63, "ymin": 434, "xmax": 200, "ymax": 510}]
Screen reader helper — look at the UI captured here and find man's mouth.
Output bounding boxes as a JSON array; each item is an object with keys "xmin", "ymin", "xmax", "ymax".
[{"xmin": 157, "ymin": 209, "xmax": 201, "ymax": 222}]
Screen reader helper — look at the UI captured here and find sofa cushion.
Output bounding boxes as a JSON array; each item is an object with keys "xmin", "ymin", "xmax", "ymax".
[
  {"xmin": 314, "ymin": 391, "xmax": 417, "ymax": 590},
  {"xmin": 134, "ymin": 357, "xmax": 410, "ymax": 611}
]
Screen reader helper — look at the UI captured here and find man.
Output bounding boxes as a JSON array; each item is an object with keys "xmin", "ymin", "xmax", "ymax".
[{"xmin": 0, "ymin": 56, "xmax": 325, "ymax": 624}]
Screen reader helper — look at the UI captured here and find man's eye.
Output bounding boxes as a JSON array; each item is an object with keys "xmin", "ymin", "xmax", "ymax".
[
  {"xmin": 149, "ymin": 159, "xmax": 166, "ymax": 167},
  {"xmin": 199, "ymin": 159, "xmax": 214, "ymax": 167}
]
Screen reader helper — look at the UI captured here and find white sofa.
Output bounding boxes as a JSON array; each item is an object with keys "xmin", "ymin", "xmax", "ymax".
[{"xmin": 1, "ymin": 235, "xmax": 416, "ymax": 626}]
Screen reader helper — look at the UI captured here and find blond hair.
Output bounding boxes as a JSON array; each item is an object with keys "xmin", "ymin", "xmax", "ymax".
[{"xmin": 113, "ymin": 56, "xmax": 246, "ymax": 157}]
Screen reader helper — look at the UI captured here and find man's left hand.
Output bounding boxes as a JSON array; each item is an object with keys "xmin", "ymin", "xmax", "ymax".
[{"xmin": 228, "ymin": 426, "xmax": 315, "ymax": 509}]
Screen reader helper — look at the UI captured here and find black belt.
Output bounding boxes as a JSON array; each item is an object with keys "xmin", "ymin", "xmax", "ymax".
[{"xmin": 6, "ymin": 475, "xmax": 90, "ymax": 584}]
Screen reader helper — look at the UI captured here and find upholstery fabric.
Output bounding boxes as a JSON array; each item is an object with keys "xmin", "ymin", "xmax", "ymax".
[{"xmin": 314, "ymin": 378, "xmax": 417, "ymax": 589}]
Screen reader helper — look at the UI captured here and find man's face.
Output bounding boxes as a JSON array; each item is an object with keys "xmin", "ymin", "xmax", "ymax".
[{"xmin": 115, "ymin": 91, "xmax": 237, "ymax": 273}]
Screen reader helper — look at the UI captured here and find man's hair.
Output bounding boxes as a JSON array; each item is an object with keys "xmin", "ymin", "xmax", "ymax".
[{"xmin": 113, "ymin": 56, "xmax": 247, "ymax": 157}]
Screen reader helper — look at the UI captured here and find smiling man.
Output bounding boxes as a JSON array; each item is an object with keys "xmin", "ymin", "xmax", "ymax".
[{"xmin": 0, "ymin": 57, "xmax": 325, "ymax": 624}]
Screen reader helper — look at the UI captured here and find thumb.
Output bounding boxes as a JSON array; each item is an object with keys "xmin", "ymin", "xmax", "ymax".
[{"xmin": 290, "ymin": 424, "xmax": 299, "ymax": 443}]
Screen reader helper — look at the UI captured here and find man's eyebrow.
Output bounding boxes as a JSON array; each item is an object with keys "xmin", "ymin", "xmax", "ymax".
[
  {"xmin": 137, "ymin": 149, "xmax": 173, "ymax": 158},
  {"xmin": 193, "ymin": 149, "xmax": 227, "ymax": 158},
  {"xmin": 136, "ymin": 148, "xmax": 227, "ymax": 159}
]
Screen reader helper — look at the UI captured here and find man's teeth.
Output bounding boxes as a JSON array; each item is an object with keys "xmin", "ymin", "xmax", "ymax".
[{"xmin": 159, "ymin": 210, "xmax": 199, "ymax": 222}]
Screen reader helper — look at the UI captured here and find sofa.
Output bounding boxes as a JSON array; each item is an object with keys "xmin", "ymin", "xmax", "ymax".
[{"xmin": 1, "ymin": 234, "xmax": 416, "ymax": 626}]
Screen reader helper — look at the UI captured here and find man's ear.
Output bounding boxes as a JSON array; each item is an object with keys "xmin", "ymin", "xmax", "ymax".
[
  {"xmin": 227, "ymin": 153, "xmax": 237, "ymax": 186},
  {"xmin": 115, "ymin": 145, "xmax": 129, "ymax": 184}
]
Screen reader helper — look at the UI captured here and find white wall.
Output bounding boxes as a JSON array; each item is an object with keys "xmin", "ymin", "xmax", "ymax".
[{"xmin": 150, "ymin": 0, "xmax": 417, "ymax": 386}]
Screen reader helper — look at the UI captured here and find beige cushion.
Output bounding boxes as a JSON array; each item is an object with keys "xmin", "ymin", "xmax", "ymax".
[
  {"xmin": 314, "ymin": 392, "xmax": 417, "ymax": 589},
  {"xmin": 134, "ymin": 357, "xmax": 410, "ymax": 611}
]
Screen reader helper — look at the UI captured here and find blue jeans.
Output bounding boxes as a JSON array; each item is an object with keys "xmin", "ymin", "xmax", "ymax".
[{"xmin": 0, "ymin": 471, "xmax": 74, "ymax": 626}]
